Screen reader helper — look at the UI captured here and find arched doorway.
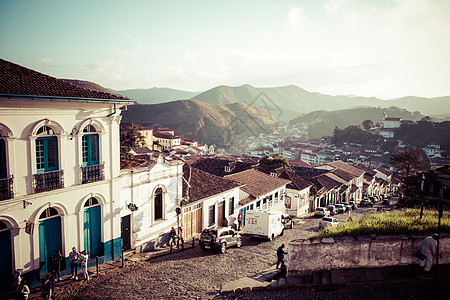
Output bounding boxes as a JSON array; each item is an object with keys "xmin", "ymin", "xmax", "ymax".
[
  {"xmin": 0, "ymin": 221, "xmax": 12, "ymax": 292},
  {"xmin": 83, "ymin": 198, "xmax": 102, "ymax": 258},
  {"xmin": 38, "ymin": 207, "xmax": 62, "ymax": 276},
  {"xmin": 154, "ymin": 188, "xmax": 163, "ymax": 221}
]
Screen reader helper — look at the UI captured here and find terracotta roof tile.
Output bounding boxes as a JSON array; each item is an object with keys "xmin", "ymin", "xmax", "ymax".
[
  {"xmin": 0, "ymin": 58, "xmax": 129, "ymax": 101},
  {"xmin": 224, "ymin": 169, "xmax": 291, "ymax": 198},
  {"xmin": 183, "ymin": 164, "xmax": 242, "ymax": 203}
]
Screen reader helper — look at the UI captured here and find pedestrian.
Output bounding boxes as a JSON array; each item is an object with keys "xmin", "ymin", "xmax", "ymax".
[
  {"xmin": 237, "ymin": 213, "xmax": 242, "ymax": 231},
  {"xmin": 13, "ymin": 269, "xmax": 21, "ymax": 291},
  {"xmin": 177, "ymin": 227, "xmax": 184, "ymax": 249},
  {"xmin": 420, "ymin": 234, "xmax": 438, "ymax": 272},
  {"xmin": 80, "ymin": 250, "xmax": 89, "ymax": 281},
  {"xmin": 69, "ymin": 247, "xmax": 80, "ymax": 280},
  {"xmin": 169, "ymin": 226, "xmax": 177, "ymax": 247},
  {"xmin": 51, "ymin": 250, "xmax": 63, "ymax": 281},
  {"xmin": 276, "ymin": 243, "xmax": 287, "ymax": 269},
  {"xmin": 222, "ymin": 217, "xmax": 228, "ymax": 227},
  {"xmin": 42, "ymin": 275, "xmax": 52, "ymax": 300},
  {"xmin": 18, "ymin": 279, "xmax": 30, "ymax": 300}
]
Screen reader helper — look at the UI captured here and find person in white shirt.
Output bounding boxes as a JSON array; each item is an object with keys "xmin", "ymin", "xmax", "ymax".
[
  {"xmin": 79, "ymin": 250, "xmax": 89, "ymax": 281},
  {"xmin": 420, "ymin": 234, "xmax": 438, "ymax": 272}
]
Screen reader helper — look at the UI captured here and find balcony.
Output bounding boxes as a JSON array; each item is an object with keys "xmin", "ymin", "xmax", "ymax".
[
  {"xmin": 82, "ymin": 164, "xmax": 104, "ymax": 184},
  {"xmin": 0, "ymin": 176, "xmax": 14, "ymax": 201},
  {"xmin": 34, "ymin": 170, "xmax": 64, "ymax": 193}
]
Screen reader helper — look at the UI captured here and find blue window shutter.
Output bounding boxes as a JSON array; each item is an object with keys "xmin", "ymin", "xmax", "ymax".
[
  {"xmin": 0, "ymin": 139, "xmax": 6, "ymax": 179},
  {"xmin": 82, "ymin": 134, "xmax": 99, "ymax": 166}
]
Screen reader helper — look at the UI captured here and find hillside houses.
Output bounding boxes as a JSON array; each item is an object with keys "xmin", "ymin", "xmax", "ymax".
[{"xmin": 0, "ymin": 58, "xmax": 401, "ymax": 293}]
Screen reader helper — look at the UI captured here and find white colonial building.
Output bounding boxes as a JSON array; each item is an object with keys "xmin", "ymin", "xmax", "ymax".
[
  {"xmin": 0, "ymin": 58, "xmax": 133, "ymax": 290},
  {"xmin": 120, "ymin": 155, "xmax": 184, "ymax": 252}
]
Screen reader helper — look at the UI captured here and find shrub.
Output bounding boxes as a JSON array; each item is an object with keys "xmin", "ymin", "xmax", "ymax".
[{"xmin": 313, "ymin": 209, "xmax": 450, "ymax": 238}]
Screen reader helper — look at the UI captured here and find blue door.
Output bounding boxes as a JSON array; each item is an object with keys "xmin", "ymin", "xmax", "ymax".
[
  {"xmin": 0, "ymin": 223, "xmax": 12, "ymax": 293},
  {"xmin": 84, "ymin": 205, "xmax": 102, "ymax": 258},
  {"xmin": 240, "ymin": 208, "xmax": 247, "ymax": 226},
  {"xmin": 38, "ymin": 216, "xmax": 62, "ymax": 276}
]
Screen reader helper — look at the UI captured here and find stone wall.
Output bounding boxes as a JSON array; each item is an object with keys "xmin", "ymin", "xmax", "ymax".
[{"xmin": 288, "ymin": 233, "xmax": 450, "ymax": 276}]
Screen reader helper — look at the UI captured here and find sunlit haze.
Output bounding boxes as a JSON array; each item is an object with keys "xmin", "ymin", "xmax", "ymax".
[{"xmin": 1, "ymin": 0, "xmax": 449, "ymax": 99}]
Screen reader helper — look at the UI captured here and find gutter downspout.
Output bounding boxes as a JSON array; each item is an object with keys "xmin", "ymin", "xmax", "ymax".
[{"xmin": 106, "ymin": 103, "xmax": 117, "ymax": 117}]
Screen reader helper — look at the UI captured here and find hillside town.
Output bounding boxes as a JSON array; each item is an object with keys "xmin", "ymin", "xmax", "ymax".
[{"xmin": 1, "ymin": 59, "xmax": 449, "ymax": 299}]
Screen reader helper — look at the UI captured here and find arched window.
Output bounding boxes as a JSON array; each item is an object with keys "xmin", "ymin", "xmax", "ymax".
[
  {"xmin": 0, "ymin": 133, "xmax": 7, "ymax": 179},
  {"xmin": 36, "ymin": 126, "xmax": 58, "ymax": 172},
  {"xmin": 39, "ymin": 207, "xmax": 59, "ymax": 219},
  {"xmin": 154, "ymin": 188, "xmax": 163, "ymax": 221},
  {"xmin": 82, "ymin": 126, "xmax": 99, "ymax": 166}
]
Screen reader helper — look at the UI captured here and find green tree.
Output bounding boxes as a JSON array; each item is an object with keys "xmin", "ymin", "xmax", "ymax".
[
  {"xmin": 121, "ymin": 125, "xmax": 146, "ymax": 157},
  {"xmin": 390, "ymin": 149, "xmax": 429, "ymax": 176},
  {"xmin": 361, "ymin": 119, "xmax": 374, "ymax": 130},
  {"xmin": 259, "ymin": 155, "xmax": 293, "ymax": 172}
]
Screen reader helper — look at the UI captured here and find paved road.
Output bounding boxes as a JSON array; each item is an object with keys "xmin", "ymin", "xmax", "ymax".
[{"xmin": 68, "ymin": 200, "xmax": 396, "ymax": 299}]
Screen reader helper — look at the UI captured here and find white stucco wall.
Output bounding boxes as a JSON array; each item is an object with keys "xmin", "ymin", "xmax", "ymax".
[{"xmin": 0, "ymin": 98, "xmax": 124, "ymax": 275}]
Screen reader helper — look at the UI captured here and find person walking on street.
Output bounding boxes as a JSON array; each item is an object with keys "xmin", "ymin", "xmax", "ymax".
[
  {"xmin": 276, "ymin": 243, "xmax": 287, "ymax": 269},
  {"xmin": 177, "ymin": 227, "xmax": 184, "ymax": 249},
  {"xmin": 169, "ymin": 227, "xmax": 177, "ymax": 247},
  {"xmin": 420, "ymin": 234, "xmax": 438, "ymax": 272},
  {"xmin": 51, "ymin": 250, "xmax": 63, "ymax": 281},
  {"xmin": 69, "ymin": 247, "xmax": 80, "ymax": 280},
  {"xmin": 80, "ymin": 250, "xmax": 89, "ymax": 281},
  {"xmin": 18, "ymin": 279, "xmax": 30, "ymax": 300},
  {"xmin": 237, "ymin": 213, "xmax": 241, "ymax": 231},
  {"xmin": 42, "ymin": 275, "xmax": 52, "ymax": 300}
]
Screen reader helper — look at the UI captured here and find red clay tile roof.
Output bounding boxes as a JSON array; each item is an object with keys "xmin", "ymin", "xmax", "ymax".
[
  {"xmin": 289, "ymin": 159, "xmax": 312, "ymax": 168},
  {"xmin": 322, "ymin": 161, "xmax": 365, "ymax": 178},
  {"xmin": 354, "ymin": 163, "xmax": 376, "ymax": 176},
  {"xmin": 120, "ymin": 157, "xmax": 148, "ymax": 169},
  {"xmin": 277, "ymin": 169, "xmax": 313, "ymax": 191},
  {"xmin": 0, "ymin": 58, "xmax": 129, "ymax": 101},
  {"xmin": 183, "ymin": 164, "xmax": 242, "ymax": 203},
  {"xmin": 224, "ymin": 169, "xmax": 291, "ymax": 198}
]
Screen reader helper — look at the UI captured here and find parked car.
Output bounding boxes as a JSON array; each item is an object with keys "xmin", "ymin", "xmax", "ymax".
[
  {"xmin": 368, "ymin": 196, "xmax": 376, "ymax": 203},
  {"xmin": 319, "ymin": 217, "xmax": 339, "ymax": 230},
  {"xmin": 335, "ymin": 204, "xmax": 346, "ymax": 213},
  {"xmin": 199, "ymin": 226, "xmax": 242, "ymax": 253},
  {"xmin": 382, "ymin": 199, "xmax": 390, "ymax": 205},
  {"xmin": 385, "ymin": 194, "xmax": 391, "ymax": 199},
  {"xmin": 327, "ymin": 205, "xmax": 336, "ymax": 216},
  {"xmin": 314, "ymin": 207, "xmax": 330, "ymax": 217},
  {"xmin": 282, "ymin": 213, "xmax": 294, "ymax": 229},
  {"xmin": 343, "ymin": 202, "xmax": 353, "ymax": 211},
  {"xmin": 360, "ymin": 199, "xmax": 373, "ymax": 207},
  {"xmin": 349, "ymin": 201, "xmax": 357, "ymax": 210}
]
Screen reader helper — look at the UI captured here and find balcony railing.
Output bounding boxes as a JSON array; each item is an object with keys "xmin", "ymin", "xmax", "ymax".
[
  {"xmin": 82, "ymin": 164, "xmax": 104, "ymax": 184},
  {"xmin": 0, "ymin": 176, "xmax": 14, "ymax": 201},
  {"xmin": 34, "ymin": 170, "xmax": 64, "ymax": 193}
]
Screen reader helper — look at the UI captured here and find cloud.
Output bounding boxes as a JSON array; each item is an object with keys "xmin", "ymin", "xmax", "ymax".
[
  {"xmin": 285, "ymin": 7, "xmax": 309, "ymax": 37},
  {"xmin": 113, "ymin": 30, "xmax": 146, "ymax": 58},
  {"xmin": 325, "ymin": 0, "xmax": 349, "ymax": 15},
  {"xmin": 83, "ymin": 59, "xmax": 124, "ymax": 82}
]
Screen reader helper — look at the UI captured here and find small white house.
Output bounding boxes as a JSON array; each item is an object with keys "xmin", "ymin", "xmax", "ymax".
[{"xmin": 120, "ymin": 155, "xmax": 184, "ymax": 252}]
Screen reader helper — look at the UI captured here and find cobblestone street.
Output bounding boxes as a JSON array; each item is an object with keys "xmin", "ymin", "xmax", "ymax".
[{"xmin": 65, "ymin": 205, "xmax": 382, "ymax": 299}]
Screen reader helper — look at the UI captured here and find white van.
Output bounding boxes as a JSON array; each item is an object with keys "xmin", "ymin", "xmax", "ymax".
[{"xmin": 244, "ymin": 210, "xmax": 284, "ymax": 240}]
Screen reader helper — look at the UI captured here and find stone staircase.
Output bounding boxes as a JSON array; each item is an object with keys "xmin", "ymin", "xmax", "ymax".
[{"xmin": 268, "ymin": 270, "xmax": 339, "ymax": 287}]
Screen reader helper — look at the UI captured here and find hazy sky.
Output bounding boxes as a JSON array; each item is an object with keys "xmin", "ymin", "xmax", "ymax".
[{"xmin": 1, "ymin": 0, "xmax": 449, "ymax": 99}]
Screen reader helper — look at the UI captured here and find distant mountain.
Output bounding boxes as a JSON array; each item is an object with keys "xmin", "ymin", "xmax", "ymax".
[
  {"xmin": 112, "ymin": 87, "xmax": 199, "ymax": 104},
  {"xmin": 192, "ymin": 84, "xmax": 450, "ymax": 120},
  {"xmin": 121, "ymin": 99, "xmax": 277, "ymax": 146},
  {"xmin": 62, "ymin": 79, "xmax": 122, "ymax": 96},
  {"xmin": 290, "ymin": 106, "xmax": 423, "ymax": 139}
]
